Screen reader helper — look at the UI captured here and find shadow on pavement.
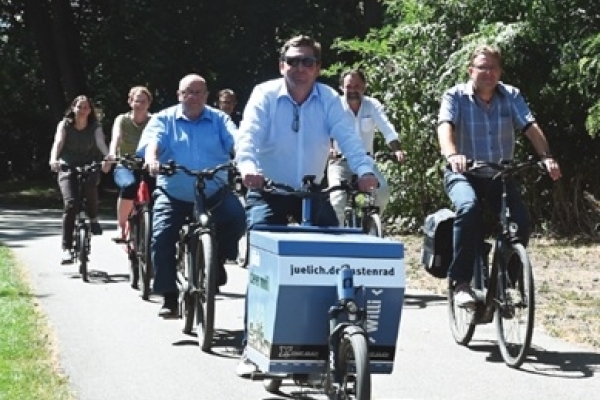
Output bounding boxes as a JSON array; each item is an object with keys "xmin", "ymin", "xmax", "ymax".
[
  {"xmin": 403, "ymin": 292, "xmax": 446, "ymax": 309},
  {"xmin": 466, "ymin": 340, "xmax": 600, "ymax": 378}
]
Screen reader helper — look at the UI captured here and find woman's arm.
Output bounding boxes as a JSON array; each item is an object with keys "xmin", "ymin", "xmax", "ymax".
[{"xmin": 49, "ymin": 121, "xmax": 66, "ymax": 171}]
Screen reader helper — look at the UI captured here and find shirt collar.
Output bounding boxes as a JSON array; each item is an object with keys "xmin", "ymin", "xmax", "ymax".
[
  {"xmin": 276, "ymin": 78, "xmax": 320, "ymax": 104},
  {"xmin": 174, "ymin": 104, "xmax": 214, "ymax": 121},
  {"xmin": 465, "ymin": 80, "xmax": 505, "ymax": 98}
]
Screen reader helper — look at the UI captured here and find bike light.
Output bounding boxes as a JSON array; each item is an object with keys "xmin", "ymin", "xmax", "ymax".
[
  {"xmin": 345, "ymin": 300, "xmax": 359, "ymax": 314},
  {"xmin": 509, "ymin": 222, "xmax": 518, "ymax": 234},
  {"xmin": 200, "ymin": 214, "xmax": 209, "ymax": 226}
]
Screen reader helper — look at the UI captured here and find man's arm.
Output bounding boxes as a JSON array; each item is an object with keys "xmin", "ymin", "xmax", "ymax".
[
  {"xmin": 524, "ymin": 123, "xmax": 562, "ymax": 180},
  {"xmin": 235, "ymin": 85, "xmax": 269, "ymax": 186}
]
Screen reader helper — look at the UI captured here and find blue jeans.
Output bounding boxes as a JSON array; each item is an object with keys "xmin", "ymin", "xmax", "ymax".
[
  {"xmin": 151, "ymin": 190, "xmax": 246, "ymax": 295},
  {"xmin": 241, "ymin": 190, "xmax": 338, "ymax": 345},
  {"xmin": 245, "ymin": 189, "xmax": 338, "ymax": 228},
  {"xmin": 444, "ymin": 169, "xmax": 530, "ymax": 284}
]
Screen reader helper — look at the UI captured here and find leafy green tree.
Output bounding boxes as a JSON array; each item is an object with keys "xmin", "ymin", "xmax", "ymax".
[{"xmin": 331, "ymin": 0, "xmax": 600, "ymax": 234}]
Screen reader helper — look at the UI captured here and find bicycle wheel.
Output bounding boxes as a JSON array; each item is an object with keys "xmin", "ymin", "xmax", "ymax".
[
  {"xmin": 448, "ymin": 281, "xmax": 476, "ymax": 345},
  {"xmin": 78, "ymin": 226, "xmax": 89, "ymax": 282},
  {"xmin": 195, "ymin": 232, "xmax": 216, "ymax": 352},
  {"xmin": 138, "ymin": 210, "xmax": 153, "ymax": 300},
  {"xmin": 128, "ymin": 218, "xmax": 139, "ymax": 290},
  {"xmin": 180, "ymin": 238, "xmax": 196, "ymax": 334},
  {"xmin": 361, "ymin": 213, "xmax": 383, "ymax": 237},
  {"xmin": 336, "ymin": 326, "xmax": 371, "ymax": 400},
  {"xmin": 495, "ymin": 243, "xmax": 534, "ymax": 368}
]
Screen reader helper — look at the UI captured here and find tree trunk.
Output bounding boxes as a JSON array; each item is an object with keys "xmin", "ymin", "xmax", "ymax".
[
  {"xmin": 22, "ymin": 0, "xmax": 65, "ymax": 120},
  {"xmin": 50, "ymin": 0, "xmax": 88, "ymax": 100}
]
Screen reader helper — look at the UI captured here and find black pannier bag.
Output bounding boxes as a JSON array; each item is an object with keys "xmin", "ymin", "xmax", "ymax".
[{"xmin": 421, "ymin": 208, "xmax": 455, "ymax": 279}]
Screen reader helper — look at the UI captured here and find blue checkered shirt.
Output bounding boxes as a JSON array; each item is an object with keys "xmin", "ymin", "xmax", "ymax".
[{"xmin": 438, "ymin": 81, "xmax": 536, "ymax": 162}]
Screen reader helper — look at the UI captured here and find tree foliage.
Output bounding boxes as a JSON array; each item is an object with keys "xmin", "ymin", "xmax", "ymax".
[
  {"xmin": 1, "ymin": 0, "xmax": 599, "ymax": 234},
  {"xmin": 330, "ymin": 0, "xmax": 600, "ymax": 235}
]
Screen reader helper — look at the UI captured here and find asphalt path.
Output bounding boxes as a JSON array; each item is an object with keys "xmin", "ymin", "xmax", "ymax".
[{"xmin": 1, "ymin": 206, "xmax": 599, "ymax": 400}]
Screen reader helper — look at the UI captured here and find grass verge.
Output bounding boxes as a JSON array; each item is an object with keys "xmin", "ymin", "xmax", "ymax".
[{"xmin": 0, "ymin": 246, "xmax": 72, "ymax": 400}]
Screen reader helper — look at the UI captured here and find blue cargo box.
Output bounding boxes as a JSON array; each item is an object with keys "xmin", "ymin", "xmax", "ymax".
[{"xmin": 246, "ymin": 227, "xmax": 405, "ymax": 374}]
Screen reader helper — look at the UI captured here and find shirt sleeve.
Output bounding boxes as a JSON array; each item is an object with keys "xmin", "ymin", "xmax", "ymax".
[
  {"xmin": 136, "ymin": 113, "xmax": 167, "ymax": 158},
  {"xmin": 235, "ymin": 85, "xmax": 270, "ymax": 176},
  {"xmin": 507, "ymin": 86, "xmax": 536, "ymax": 131},
  {"xmin": 329, "ymin": 97, "xmax": 374, "ymax": 176},
  {"xmin": 369, "ymin": 97, "xmax": 399, "ymax": 144},
  {"xmin": 438, "ymin": 87, "xmax": 460, "ymax": 127}
]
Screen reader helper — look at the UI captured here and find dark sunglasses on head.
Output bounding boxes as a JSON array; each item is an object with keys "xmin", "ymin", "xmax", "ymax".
[{"xmin": 281, "ymin": 56, "xmax": 319, "ymax": 68}]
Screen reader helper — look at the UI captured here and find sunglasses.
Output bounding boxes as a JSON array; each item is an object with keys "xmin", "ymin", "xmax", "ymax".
[{"xmin": 281, "ymin": 56, "xmax": 319, "ymax": 68}]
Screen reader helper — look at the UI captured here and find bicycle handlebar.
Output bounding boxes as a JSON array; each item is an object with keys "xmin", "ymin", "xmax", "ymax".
[
  {"xmin": 465, "ymin": 158, "xmax": 547, "ymax": 179},
  {"xmin": 113, "ymin": 154, "xmax": 145, "ymax": 170},
  {"xmin": 159, "ymin": 160, "xmax": 237, "ymax": 180},
  {"xmin": 262, "ymin": 178, "xmax": 351, "ymax": 198},
  {"xmin": 59, "ymin": 161, "xmax": 103, "ymax": 174}
]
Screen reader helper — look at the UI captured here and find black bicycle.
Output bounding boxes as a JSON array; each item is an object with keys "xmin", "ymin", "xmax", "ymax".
[
  {"xmin": 60, "ymin": 162, "xmax": 103, "ymax": 282},
  {"xmin": 448, "ymin": 158, "xmax": 546, "ymax": 368},
  {"xmin": 161, "ymin": 160, "xmax": 237, "ymax": 352},
  {"xmin": 114, "ymin": 155, "xmax": 154, "ymax": 300},
  {"xmin": 339, "ymin": 151, "xmax": 397, "ymax": 237}
]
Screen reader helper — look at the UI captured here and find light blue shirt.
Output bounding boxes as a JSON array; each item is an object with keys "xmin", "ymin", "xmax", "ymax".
[
  {"xmin": 137, "ymin": 104, "xmax": 236, "ymax": 203},
  {"xmin": 235, "ymin": 78, "xmax": 374, "ymax": 188},
  {"xmin": 438, "ymin": 81, "xmax": 535, "ymax": 162}
]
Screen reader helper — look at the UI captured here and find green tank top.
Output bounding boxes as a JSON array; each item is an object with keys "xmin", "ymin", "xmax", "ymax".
[
  {"xmin": 118, "ymin": 112, "xmax": 150, "ymax": 156},
  {"xmin": 59, "ymin": 120, "xmax": 103, "ymax": 166}
]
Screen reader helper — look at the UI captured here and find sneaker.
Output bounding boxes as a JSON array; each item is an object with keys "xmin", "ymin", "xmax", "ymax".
[
  {"xmin": 454, "ymin": 282, "xmax": 476, "ymax": 308},
  {"xmin": 90, "ymin": 222, "xmax": 103, "ymax": 235},
  {"xmin": 61, "ymin": 249, "xmax": 74, "ymax": 265},
  {"xmin": 236, "ymin": 348, "xmax": 258, "ymax": 378},
  {"xmin": 505, "ymin": 288, "xmax": 523, "ymax": 305},
  {"xmin": 158, "ymin": 292, "xmax": 179, "ymax": 319}
]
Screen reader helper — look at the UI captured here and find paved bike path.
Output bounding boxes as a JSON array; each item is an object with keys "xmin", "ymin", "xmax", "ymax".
[{"xmin": 0, "ymin": 206, "xmax": 598, "ymax": 400}]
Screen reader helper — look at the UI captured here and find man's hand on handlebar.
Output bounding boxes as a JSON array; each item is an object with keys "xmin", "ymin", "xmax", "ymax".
[
  {"xmin": 542, "ymin": 157, "xmax": 561, "ymax": 181},
  {"xmin": 145, "ymin": 158, "xmax": 161, "ymax": 176},
  {"xmin": 242, "ymin": 173, "xmax": 265, "ymax": 190},
  {"xmin": 447, "ymin": 154, "xmax": 467, "ymax": 173}
]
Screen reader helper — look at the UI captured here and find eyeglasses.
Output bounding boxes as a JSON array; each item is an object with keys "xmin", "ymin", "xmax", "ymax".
[
  {"xmin": 281, "ymin": 56, "xmax": 319, "ymax": 68},
  {"xmin": 180, "ymin": 89, "xmax": 207, "ymax": 97},
  {"xmin": 292, "ymin": 105, "xmax": 299, "ymax": 133},
  {"xmin": 471, "ymin": 65, "xmax": 500, "ymax": 72}
]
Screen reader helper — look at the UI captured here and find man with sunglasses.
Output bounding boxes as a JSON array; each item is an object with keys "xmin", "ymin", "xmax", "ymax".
[
  {"xmin": 437, "ymin": 44, "xmax": 561, "ymax": 308},
  {"xmin": 234, "ymin": 35, "xmax": 378, "ymax": 377}
]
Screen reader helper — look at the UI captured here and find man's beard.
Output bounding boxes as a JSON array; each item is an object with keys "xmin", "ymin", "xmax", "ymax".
[{"xmin": 346, "ymin": 92, "xmax": 361, "ymax": 101}]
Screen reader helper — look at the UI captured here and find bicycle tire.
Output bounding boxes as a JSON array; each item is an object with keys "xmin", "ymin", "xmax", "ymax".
[
  {"xmin": 128, "ymin": 218, "xmax": 140, "ymax": 290},
  {"xmin": 78, "ymin": 226, "xmax": 88, "ymax": 282},
  {"xmin": 180, "ymin": 238, "xmax": 197, "ymax": 334},
  {"xmin": 447, "ymin": 281, "xmax": 476, "ymax": 345},
  {"xmin": 337, "ymin": 326, "xmax": 371, "ymax": 400},
  {"xmin": 361, "ymin": 213, "xmax": 383, "ymax": 237},
  {"xmin": 138, "ymin": 210, "xmax": 153, "ymax": 300},
  {"xmin": 195, "ymin": 232, "xmax": 216, "ymax": 352},
  {"xmin": 495, "ymin": 243, "xmax": 534, "ymax": 368}
]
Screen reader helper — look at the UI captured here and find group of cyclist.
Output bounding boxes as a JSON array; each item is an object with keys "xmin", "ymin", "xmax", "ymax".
[{"xmin": 48, "ymin": 34, "xmax": 561, "ymax": 376}]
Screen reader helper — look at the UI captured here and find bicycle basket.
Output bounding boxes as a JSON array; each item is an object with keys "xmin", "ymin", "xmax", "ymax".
[{"xmin": 421, "ymin": 208, "xmax": 455, "ymax": 279}]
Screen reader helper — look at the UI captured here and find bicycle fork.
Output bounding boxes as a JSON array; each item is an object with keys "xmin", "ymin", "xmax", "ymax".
[{"xmin": 327, "ymin": 265, "xmax": 367, "ymax": 390}]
